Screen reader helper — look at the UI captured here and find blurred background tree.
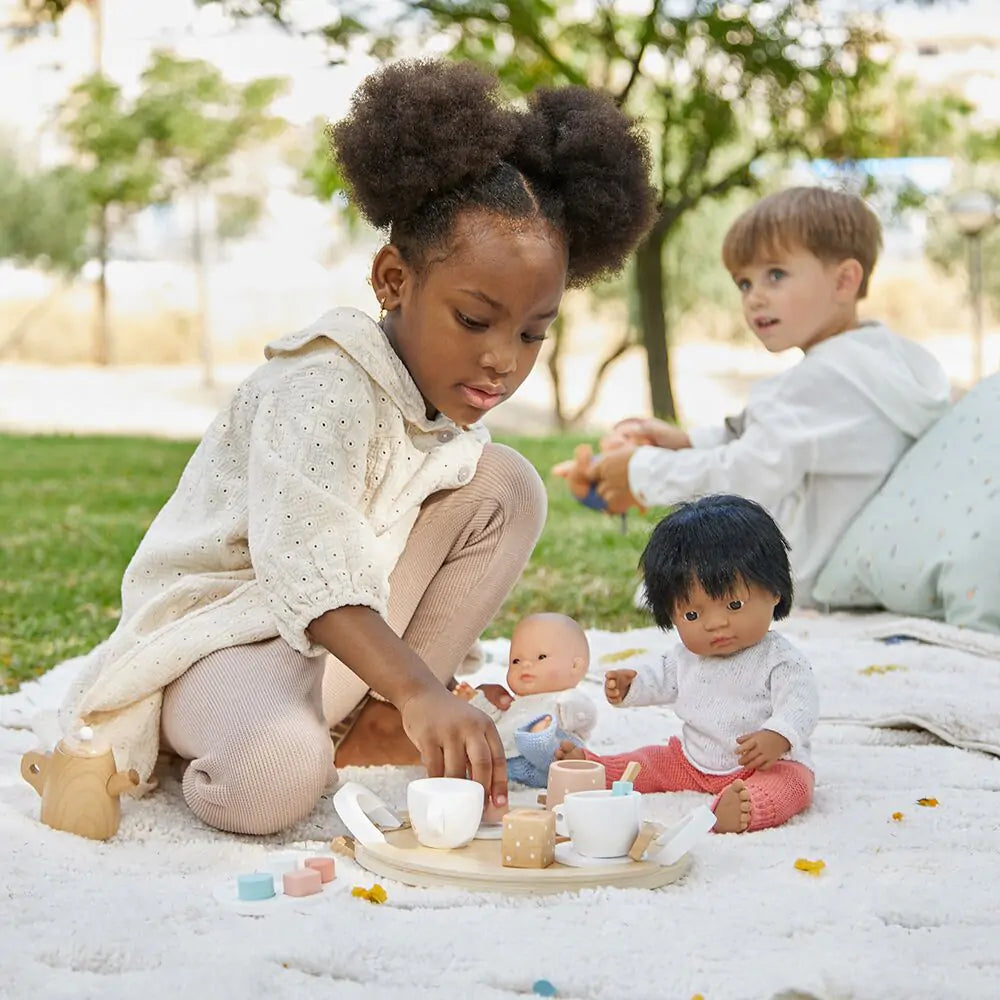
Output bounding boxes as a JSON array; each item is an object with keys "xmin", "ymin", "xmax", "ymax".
[
  {"xmin": 926, "ymin": 130, "xmax": 1000, "ymax": 318},
  {"xmin": 58, "ymin": 73, "xmax": 162, "ymax": 365},
  {"xmin": 0, "ymin": 147, "xmax": 90, "ymax": 358},
  {"xmin": 135, "ymin": 51, "xmax": 287, "ymax": 384},
  {"xmin": 19, "ymin": 0, "xmax": 987, "ymax": 420},
  {"xmin": 185, "ymin": 0, "xmax": 974, "ymax": 421}
]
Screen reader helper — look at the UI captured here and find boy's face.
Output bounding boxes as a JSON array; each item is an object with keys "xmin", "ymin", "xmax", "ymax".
[
  {"xmin": 730, "ymin": 244, "xmax": 860, "ymax": 354},
  {"xmin": 670, "ymin": 578, "xmax": 780, "ymax": 658}
]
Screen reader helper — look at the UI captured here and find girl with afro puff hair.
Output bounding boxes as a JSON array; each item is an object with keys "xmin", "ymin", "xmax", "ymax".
[
  {"xmin": 58, "ymin": 59, "xmax": 657, "ymax": 835},
  {"xmin": 556, "ymin": 495, "xmax": 819, "ymax": 833}
]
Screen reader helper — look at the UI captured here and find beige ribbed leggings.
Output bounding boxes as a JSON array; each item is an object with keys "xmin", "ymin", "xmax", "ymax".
[{"xmin": 160, "ymin": 443, "xmax": 546, "ymax": 835}]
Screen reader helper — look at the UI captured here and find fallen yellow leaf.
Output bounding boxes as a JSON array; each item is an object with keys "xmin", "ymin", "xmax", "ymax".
[
  {"xmin": 917, "ymin": 797, "xmax": 939, "ymax": 807},
  {"xmin": 892, "ymin": 812, "xmax": 904, "ymax": 822},
  {"xmin": 351, "ymin": 882, "xmax": 389, "ymax": 903},
  {"xmin": 600, "ymin": 648, "xmax": 648, "ymax": 664},
  {"xmin": 858, "ymin": 663, "xmax": 907, "ymax": 676},
  {"xmin": 794, "ymin": 857, "xmax": 826, "ymax": 876}
]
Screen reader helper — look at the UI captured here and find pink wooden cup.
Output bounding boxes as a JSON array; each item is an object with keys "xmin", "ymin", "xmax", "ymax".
[{"xmin": 546, "ymin": 759, "xmax": 606, "ymax": 809}]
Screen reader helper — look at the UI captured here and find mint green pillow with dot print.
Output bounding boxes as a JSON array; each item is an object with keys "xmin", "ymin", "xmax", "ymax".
[{"xmin": 813, "ymin": 372, "xmax": 1000, "ymax": 634}]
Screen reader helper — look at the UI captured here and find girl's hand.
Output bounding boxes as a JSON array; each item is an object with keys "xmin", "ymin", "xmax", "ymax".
[
  {"xmin": 736, "ymin": 729, "xmax": 791, "ymax": 771},
  {"xmin": 399, "ymin": 683, "xmax": 508, "ymax": 808},
  {"xmin": 604, "ymin": 669, "xmax": 637, "ymax": 705}
]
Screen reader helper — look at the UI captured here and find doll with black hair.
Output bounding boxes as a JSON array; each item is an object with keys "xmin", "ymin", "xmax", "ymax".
[
  {"xmin": 59, "ymin": 59, "xmax": 657, "ymax": 836},
  {"xmin": 557, "ymin": 494, "xmax": 819, "ymax": 834}
]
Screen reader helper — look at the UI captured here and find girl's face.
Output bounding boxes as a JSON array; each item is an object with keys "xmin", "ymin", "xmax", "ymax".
[
  {"xmin": 670, "ymin": 578, "xmax": 780, "ymax": 658},
  {"xmin": 375, "ymin": 210, "xmax": 567, "ymax": 427}
]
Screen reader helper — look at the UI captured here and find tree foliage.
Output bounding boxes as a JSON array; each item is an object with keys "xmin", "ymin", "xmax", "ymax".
[
  {"xmin": 187, "ymin": 0, "xmax": 974, "ymax": 420},
  {"xmin": 0, "ymin": 150, "xmax": 89, "ymax": 271}
]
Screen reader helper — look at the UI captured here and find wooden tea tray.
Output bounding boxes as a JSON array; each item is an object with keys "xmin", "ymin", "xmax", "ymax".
[
  {"xmin": 333, "ymin": 781, "xmax": 692, "ymax": 895},
  {"xmin": 353, "ymin": 825, "xmax": 689, "ymax": 893}
]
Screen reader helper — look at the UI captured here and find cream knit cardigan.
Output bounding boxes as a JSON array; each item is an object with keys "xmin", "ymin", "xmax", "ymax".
[{"xmin": 59, "ymin": 308, "xmax": 489, "ymax": 783}]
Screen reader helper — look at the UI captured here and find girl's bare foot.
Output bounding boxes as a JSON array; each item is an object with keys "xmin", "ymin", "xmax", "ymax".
[
  {"xmin": 713, "ymin": 779, "xmax": 752, "ymax": 833},
  {"xmin": 554, "ymin": 740, "xmax": 586, "ymax": 761}
]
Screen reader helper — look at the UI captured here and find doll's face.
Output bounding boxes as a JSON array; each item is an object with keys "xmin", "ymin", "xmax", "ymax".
[
  {"xmin": 506, "ymin": 616, "xmax": 588, "ymax": 696},
  {"xmin": 670, "ymin": 578, "xmax": 779, "ymax": 658}
]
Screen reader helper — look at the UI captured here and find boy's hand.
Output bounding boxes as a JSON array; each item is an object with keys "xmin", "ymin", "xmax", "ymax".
[
  {"xmin": 615, "ymin": 417, "xmax": 691, "ymax": 451},
  {"xmin": 735, "ymin": 729, "xmax": 791, "ymax": 771},
  {"xmin": 604, "ymin": 669, "xmax": 637, "ymax": 705},
  {"xmin": 400, "ymin": 684, "xmax": 508, "ymax": 808},
  {"xmin": 593, "ymin": 448, "xmax": 642, "ymax": 514}
]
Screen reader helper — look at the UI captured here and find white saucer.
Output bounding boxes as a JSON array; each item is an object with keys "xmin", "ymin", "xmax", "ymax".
[
  {"xmin": 474, "ymin": 822, "xmax": 504, "ymax": 840},
  {"xmin": 554, "ymin": 843, "xmax": 631, "ymax": 868}
]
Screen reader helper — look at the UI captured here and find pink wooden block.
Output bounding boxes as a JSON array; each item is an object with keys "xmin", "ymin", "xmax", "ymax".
[
  {"xmin": 304, "ymin": 857, "xmax": 336, "ymax": 883},
  {"xmin": 283, "ymin": 867, "xmax": 322, "ymax": 897}
]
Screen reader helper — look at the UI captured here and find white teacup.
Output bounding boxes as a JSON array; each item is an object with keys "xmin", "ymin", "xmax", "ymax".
[
  {"xmin": 407, "ymin": 777, "xmax": 484, "ymax": 850},
  {"xmin": 553, "ymin": 789, "xmax": 642, "ymax": 859}
]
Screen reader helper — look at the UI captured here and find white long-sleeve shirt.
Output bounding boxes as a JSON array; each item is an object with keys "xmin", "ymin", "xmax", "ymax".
[
  {"xmin": 628, "ymin": 324, "xmax": 950, "ymax": 604},
  {"xmin": 59, "ymin": 308, "xmax": 489, "ymax": 781},
  {"xmin": 620, "ymin": 630, "xmax": 818, "ymax": 774}
]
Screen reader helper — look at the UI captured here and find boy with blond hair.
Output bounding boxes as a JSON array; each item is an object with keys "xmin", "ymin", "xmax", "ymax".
[{"xmin": 564, "ymin": 186, "xmax": 951, "ymax": 604}]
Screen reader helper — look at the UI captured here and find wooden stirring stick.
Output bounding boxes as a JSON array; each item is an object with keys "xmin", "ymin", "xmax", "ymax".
[{"xmin": 613, "ymin": 760, "xmax": 642, "ymax": 796}]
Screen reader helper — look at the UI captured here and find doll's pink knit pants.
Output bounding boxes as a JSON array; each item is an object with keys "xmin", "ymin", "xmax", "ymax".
[{"xmin": 583, "ymin": 737, "xmax": 814, "ymax": 832}]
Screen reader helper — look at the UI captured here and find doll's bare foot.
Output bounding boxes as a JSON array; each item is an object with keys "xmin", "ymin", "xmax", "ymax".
[
  {"xmin": 555, "ymin": 739, "xmax": 586, "ymax": 761},
  {"xmin": 334, "ymin": 699, "xmax": 422, "ymax": 767},
  {"xmin": 528, "ymin": 714, "xmax": 553, "ymax": 733},
  {"xmin": 713, "ymin": 779, "xmax": 752, "ymax": 833}
]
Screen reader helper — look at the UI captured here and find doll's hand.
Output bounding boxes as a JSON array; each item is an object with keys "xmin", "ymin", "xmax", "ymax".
[
  {"xmin": 604, "ymin": 669, "xmax": 637, "ymax": 705},
  {"xmin": 593, "ymin": 448, "xmax": 643, "ymax": 515},
  {"xmin": 452, "ymin": 681, "xmax": 478, "ymax": 702},
  {"xmin": 736, "ymin": 729, "xmax": 791, "ymax": 771},
  {"xmin": 552, "ymin": 443, "xmax": 596, "ymax": 501},
  {"xmin": 476, "ymin": 683, "xmax": 513, "ymax": 712},
  {"xmin": 400, "ymin": 684, "xmax": 507, "ymax": 808}
]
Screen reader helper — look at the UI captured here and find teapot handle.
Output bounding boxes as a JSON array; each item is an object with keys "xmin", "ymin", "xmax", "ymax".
[
  {"xmin": 106, "ymin": 768, "xmax": 140, "ymax": 798},
  {"xmin": 20, "ymin": 751, "xmax": 50, "ymax": 796}
]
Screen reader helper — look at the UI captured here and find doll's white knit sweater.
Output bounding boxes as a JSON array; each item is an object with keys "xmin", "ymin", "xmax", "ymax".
[
  {"xmin": 58, "ymin": 308, "xmax": 489, "ymax": 782},
  {"xmin": 620, "ymin": 630, "xmax": 818, "ymax": 774}
]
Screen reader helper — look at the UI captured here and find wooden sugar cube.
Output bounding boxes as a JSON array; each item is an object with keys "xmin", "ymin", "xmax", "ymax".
[{"xmin": 501, "ymin": 809, "xmax": 555, "ymax": 869}]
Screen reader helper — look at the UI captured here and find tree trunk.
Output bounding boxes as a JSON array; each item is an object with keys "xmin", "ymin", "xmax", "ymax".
[
  {"xmin": 634, "ymin": 230, "xmax": 676, "ymax": 420},
  {"xmin": 192, "ymin": 187, "xmax": 214, "ymax": 388},
  {"xmin": 94, "ymin": 207, "xmax": 110, "ymax": 365},
  {"xmin": 545, "ymin": 314, "xmax": 572, "ymax": 430}
]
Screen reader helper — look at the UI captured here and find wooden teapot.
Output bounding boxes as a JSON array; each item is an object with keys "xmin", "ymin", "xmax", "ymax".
[{"xmin": 21, "ymin": 725, "xmax": 140, "ymax": 841}]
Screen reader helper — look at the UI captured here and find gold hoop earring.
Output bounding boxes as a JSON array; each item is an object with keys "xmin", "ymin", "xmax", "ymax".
[{"xmin": 378, "ymin": 298, "xmax": 387, "ymax": 322}]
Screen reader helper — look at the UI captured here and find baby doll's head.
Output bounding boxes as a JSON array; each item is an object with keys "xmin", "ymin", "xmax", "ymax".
[
  {"xmin": 639, "ymin": 495, "xmax": 793, "ymax": 658},
  {"xmin": 507, "ymin": 613, "xmax": 590, "ymax": 697},
  {"xmin": 330, "ymin": 60, "xmax": 656, "ymax": 429}
]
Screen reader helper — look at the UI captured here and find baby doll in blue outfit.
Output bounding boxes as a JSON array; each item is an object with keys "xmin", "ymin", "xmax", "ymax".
[{"xmin": 455, "ymin": 613, "xmax": 596, "ymax": 786}]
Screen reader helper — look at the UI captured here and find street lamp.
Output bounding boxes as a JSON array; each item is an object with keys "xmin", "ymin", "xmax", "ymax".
[{"xmin": 947, "ymin": 188, "xmax": 998, "ymax": 383}]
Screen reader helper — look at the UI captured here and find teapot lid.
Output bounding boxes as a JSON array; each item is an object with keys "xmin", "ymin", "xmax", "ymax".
[{"xmin": 60, "ymin": 724, "xmax": 110, "ymax": 758}]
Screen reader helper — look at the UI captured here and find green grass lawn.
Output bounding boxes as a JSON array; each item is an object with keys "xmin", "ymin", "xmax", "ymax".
[{"xmin": 0, "ymin": 432, "xmax": 662, "ymax": 693}]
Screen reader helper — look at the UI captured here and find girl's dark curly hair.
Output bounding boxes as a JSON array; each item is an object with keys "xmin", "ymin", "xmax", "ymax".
[
  {"xmin": 639, "ymin": 495, "xmax": 794, "ymax": 631},
  {"xmin": 330, "ymin": 59, "xmax": 657, "ymax": 286}
]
